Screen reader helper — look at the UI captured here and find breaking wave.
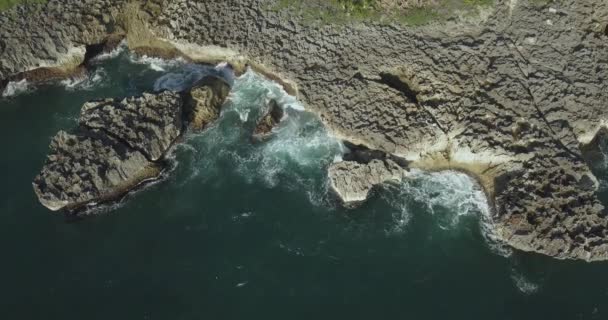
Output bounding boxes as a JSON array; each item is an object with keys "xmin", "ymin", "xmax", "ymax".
[
  {"xmin": 380, "ymin": 169, "xmax": 512, "ymax": 257},
  {"xmin": 398, "ymin": 169, "xmax": 489, "ymax": 229},
  {"xmin": 61, "ymin": 68, "xmax": 107, "ymax": 91},
  {"xmin": 91, "ymin": 41, "xmax": 127, "ymax": 62},
  {"xmin": 2, "ymin": 79, "xmax": 29, "ymax": 98},
  {"xmin": 174, "ymin": 69, "xmax": 343, "ymax": 206},
  {"xmin": 153, "ymin": 62, "xmax": 235, "ymax": 92},
  {"xmin": 129, "ymin": 54, "xmax": 186, "ymax": 72}
]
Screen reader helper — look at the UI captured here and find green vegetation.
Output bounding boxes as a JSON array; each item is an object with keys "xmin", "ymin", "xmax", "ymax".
[
  {"xmin": 0, "ymin": 0, "xmax": 46, "ymax": 11},
  {"xmin": 272, "ymin": 0, "xmax": 494, "ymax": 26}
]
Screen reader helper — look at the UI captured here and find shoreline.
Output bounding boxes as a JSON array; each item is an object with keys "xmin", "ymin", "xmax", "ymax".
[{"xmin": 3, "ymin": 0, "xmax": 608, "ymax": 261}]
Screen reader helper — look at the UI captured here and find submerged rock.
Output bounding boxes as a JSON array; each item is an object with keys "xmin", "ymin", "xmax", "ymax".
[
  {"xmin": 33, "ymin": 91, "xmax": 185, "ymax": 213},
  {"xmin": 328, "ymin": 159, "xmax": 403, "ymax": 208},
  {"xmin": 185, "ymin": 76, "xmax": 231, "ymax": 131},
  {"xmin": 252, "ymin": 99, "xmax": 284, "ymax": 142}
]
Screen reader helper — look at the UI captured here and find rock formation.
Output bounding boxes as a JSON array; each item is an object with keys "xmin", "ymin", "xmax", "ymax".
[
  {"xmin": 33, "ymin": 91, "xmax": 184, "ymax": 212},
  {"xmin": 33, "ymin": 128, "xmax": 162, "ymax": 212},
  {"xmin": 329, "ymin": 141, "xmax": 409, "ymax": 207},
  {"xmin": 5, "ymin": 0, "xmax": 608, "ymax": 260},
  {"xmin": 185, "ymin": 76, "xmax": 231, "ymax": 131},
  {"xmin": 329, "ymin": 159, "xmax": 404, "ymax": 207},
  {"xmin": 80, "ymin": 92, "xmax": 184, "ymax": 161},
  {"xmin": 33, "ymin": 79, "xmax": 230, "ymax": 213},
  {"xmin": 252, "ymin": 99, "xmax": 284, "ymax": 142}
]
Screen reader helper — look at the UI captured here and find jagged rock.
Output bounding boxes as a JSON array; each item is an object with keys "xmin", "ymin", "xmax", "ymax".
[
  {"xmin": 80, "ymin": 91, "xmax": 184, "ymax": 161},
  {"xmin": 33, "ymin": 129, "xmax": 161, "ymax": 212},
  {"xmin": 6, "ymin": 0, "xmax": 608, "ymax": 260},
  {"xmin": 343, "ymin": 141, "xmax": 409, "ymax": 167},
  {"xmin": 185, "ymin": 76, "xmax": 231, "ymax": 131},
  {"xmin": 252, "ymin": 99, "xmax": 284, "ymax": 142},
  {"xmin": 328, "ymin": 159, "xmax": 403, "ymax": 207},
  {"xmin": 33, "ymin": 90, "xmax": 184, "ymax": 212},
  {"xmin": 83, "ymin": 33, "xmax": 125, "ymax": 64}
]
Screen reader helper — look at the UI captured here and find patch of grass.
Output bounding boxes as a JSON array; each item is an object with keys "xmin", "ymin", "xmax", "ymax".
[
  {"xmin": 399, "ymin": 7, "xmax": 440, "ymax": 26},
  {"xmin": 0, "ymin": 0, "xmax": 46, "ymax": 11}
]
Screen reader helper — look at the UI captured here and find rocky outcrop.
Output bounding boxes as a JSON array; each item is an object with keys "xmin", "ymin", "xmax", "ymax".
[
  {"xmin": 33, "ymin": 129, "xmax": 161, "ymax": 212},
  {"xmin": 329, "ymin": 141, "xmax": 408, "ymax": 207},
  {"xmin": 185, "ymin": 76, "xmax": 231, "ymax": 131},
  {"xmin": 80, "ymin": 91, "xmax": 183, "ymax": 161},
  {"xmin": 328, "ymin": 159, "xmax": 403, "ymax": 207},
  {"xmin": 7, "ymin": 0, "xmax": 608, "ymax": 260},
  {"xmin": 33, "ymin": 91, "xmax": 185, "ymax": 212},
  {"xmin": 252, "ymin": 99, "xmax": 284, "ymax": 142},
  {"xmin": 33, "ymin": 76, "xmax": 232, "ymax": 213}
]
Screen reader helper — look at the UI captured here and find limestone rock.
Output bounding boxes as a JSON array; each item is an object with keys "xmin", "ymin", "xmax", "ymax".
[
  {"xmin": 328, "ymin": 159, "xmax": 403, "ymax": 207},
  {"xmin": 80, "ymin": 91, "xmax": 184, "ymax": 161},
  {"xmin": 33, "ymin": 129, "xmax": 161, "ymax": 212},
  {"xmin": 252, "ymin": 99, "xmax": 284, "ymax": 142},
  {"xmin": 185, "ymin": 76, "xmax": 231, "ymax": 131},
  {"xmin": 6, "ymin": 0, "xmax": 608, "ymax": 260},
  {"xmin": 33, "ymin": 90, "xmax": 184, "ymax": 213}
]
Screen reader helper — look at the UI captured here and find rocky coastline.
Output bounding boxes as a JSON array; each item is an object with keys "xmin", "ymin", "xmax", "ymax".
[
  {"xmin": 32, "ymin": 77, "xmax": 230, "ymax": 213},
  {"xmin": 3, "ymin": 0, "xmax": 608, "ymax": 261}
]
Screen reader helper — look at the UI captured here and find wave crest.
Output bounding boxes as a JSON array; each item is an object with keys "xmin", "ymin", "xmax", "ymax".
[{"xmin": 2, "ymin": 79, "xmax": 29, "ymax": 98}]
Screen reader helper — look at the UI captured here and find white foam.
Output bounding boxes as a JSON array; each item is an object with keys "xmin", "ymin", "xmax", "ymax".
[
  {"xmin": 61, "ymin": 68, "xmax": 107, "ymax": 91},
  {"xmin": 382, "ymin": 186, "xmax": 413, "ymax": 234},
  {"xmin": 2, "ymin": 79, "xmax": 29, "ymax": 98},
  {"xmin": 130, "ymin": 53, "xmax": 186, "ymax": 73},
  {"xmin": 404, "ymin": 169, "xmax": 489, "ymax": 220},
  {"xmin": 153, "ymin": 62, "xmax": 234, "ymax": 92},
  {"xmin": 91, "ymin": 41, "xmax": 127, "ymax": 62},
  {"xmin": 480, "ymin": 214, "xmax": 513, "ymax": 258},
  {"xmin": 393, "ymin": 170, "xmax": 512, "ymax": 258},
  {"xmin": 384, "ymin": 169, "xmax": 498, "ymax": 243},
  {"xmin": 511, "ymin": 270, "xmax": 540, "ymax": 295},
  {"xmin": 178, "ymin": 69, "xmax": 342, "ymax": 206}
]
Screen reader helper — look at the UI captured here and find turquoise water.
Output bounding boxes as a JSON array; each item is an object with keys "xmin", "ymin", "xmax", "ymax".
[{"xmin": 1, "ymin": 50, "xmax": 608, "ymax": 319}]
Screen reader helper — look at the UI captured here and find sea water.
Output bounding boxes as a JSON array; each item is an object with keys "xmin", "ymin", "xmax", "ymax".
[{"xmin": 0, "ymin": 49, "xmax": 607, "ymax": 320}]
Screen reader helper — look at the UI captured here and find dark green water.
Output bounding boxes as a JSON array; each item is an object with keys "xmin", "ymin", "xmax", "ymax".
[{"xmin": 1, "ymin": 50, "xmax": 608, "ymax": 320}]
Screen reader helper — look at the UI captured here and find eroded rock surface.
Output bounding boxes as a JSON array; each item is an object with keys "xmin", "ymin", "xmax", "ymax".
[
  {"xmin": 6, "ymin": 0, "xmax": 608, "ymax": 260},
  {"xmin": 33, "ymin": 129, "xmax": 160, "ymax": 212},
  {"xmin": 33, "ymin": 91, "xmax": 185, "ymax": 212},
  {"xmin": 252, "ymin": 99, "xmax": 284, "ymax": 141},
  {"xmin": 328, "ymin": 159, "xmax": 403, "ymax": 207},
  {"xmin": 186, "ymin": 76, "xmax": 231, "ymax": 131},
  {"xmin": 80, "ymin": 91, "xmax": 184, "ymax": 161}
]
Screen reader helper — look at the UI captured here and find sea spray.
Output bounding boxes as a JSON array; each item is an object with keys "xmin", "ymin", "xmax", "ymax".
[
  {"xmin": 61, "ymin": 68, "xmax": 107, "ymax": 91},
  {"xmin": 91, "ymin": 40, "xmax": 127, "ymax": 62},
  {"xmin": 129, "ymin": 54, "xmax": 186, "ymax": 72},
  {"xmin": 510, "ymin": 268, "xmax": 540, "ymax": 295},
  {"xmin": 2, "ymin": 79, "xmax": 29, "ymax": 98},
  {"xmin": 395, "ymin": 169, "xmax": 489, "ymax": 230},
  {"xmin": 173, "ymin": 69, "xmax": 343, "ymax": 206},
  {"xmin": 380, "ymin": 169, "xmax": 514, "ymax": 258},
  {"xmin": 153, "ymin": 62, "xmax": 234, "ymax": 92}
]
